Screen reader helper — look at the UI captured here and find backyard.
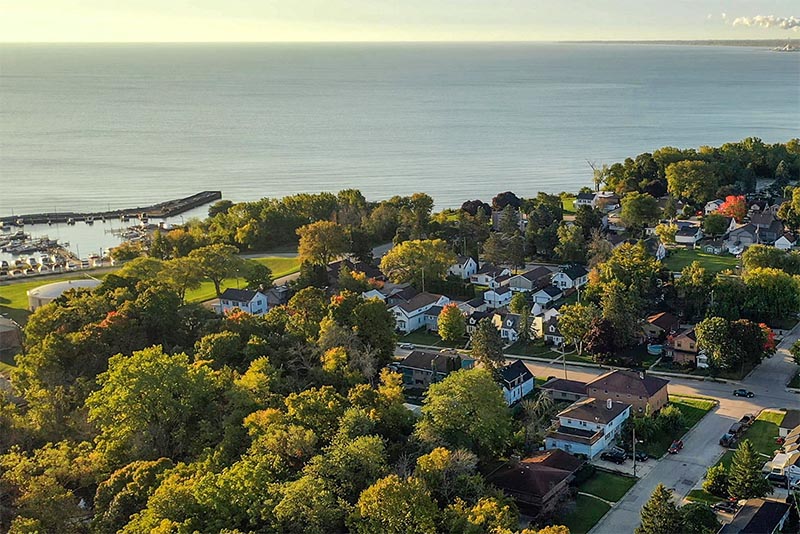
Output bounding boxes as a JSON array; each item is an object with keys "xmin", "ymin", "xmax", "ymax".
[
  {"xmin": 560, "ymin": 470, "xmax": 636, "ymax": 533},
  {"xmin": 399, "ymin": 330, "xmax": 467, "ymax": 349},
  {"xmin": 506, "ymin": 339, "xmax": 558, "ymax": 359},
  {"xmin": 662, "ymin": 248, "xmax": 739, "ymax": 274}
]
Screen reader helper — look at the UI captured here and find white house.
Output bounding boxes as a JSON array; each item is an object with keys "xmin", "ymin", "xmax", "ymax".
[
  {"xmin": 506, "ymin": 266, "xmax": 553, "ymax": 292},
  {"xmin": 674, "ymin": 223, "xmax": 703, "ymax": 245},
  {"xmin": 532, "ymin": 308, "xmax": 559, "ymax": 339},
  {"xmin": 492, "ymin": 312, "xmax": 522, "ymax": 343},
  {"xmin": 390, "ymin": 293, "xmax": 450, "ymax": 334},
  {"xmin": 216, "ymin": 288, "xmax": 269, "ymax": 316},
  {"xmin": 544, "ymin": 316, "xmax": 564, "ymax": 345},
  {"xmin": 448, "ymin": 256, "xmax": 479, "ymax": 280},
  {"xmin": 499, "ymin": 360, "xmax": 535, "ymax": 405},
  {"xmin": 545, "ymin": 398, "xmax": 631, "ymax": 459},
  {"xmin": 574, "ymin": 192, "xmax": 596, "ymax": 209},
  {"xmin": 471, "ymin": 264, "xmax": 512, "ymax": 289},
  {"xmin": 532, "ymin": 286, "xmax": 563, "ymax": 306},
  {"xmin": 483, "ymin": 286, "xmax": 513, "ymax": 309},
  {"xmin": 458, "ymin": 297, "xmax": 487, "ymax": 315},
  {"xmin": 775, "ymin": 233, "xmax": 797, "ymax": 251},
  {"xmin": 466, "ymin": 310, "xmax": 494, "ymax": 336},
  {"xmin": 551, "ymin": 265, "xmax": 589, "ymax": 290},
  {"xmin": 704, "ymin": 199, "xmax": 724, "ymax": 215}
]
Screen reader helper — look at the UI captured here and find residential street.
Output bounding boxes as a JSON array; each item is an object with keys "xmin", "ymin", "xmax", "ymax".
[{"xmin": 523, "ymin": 323, "xmax": 800, "ymax": 534}]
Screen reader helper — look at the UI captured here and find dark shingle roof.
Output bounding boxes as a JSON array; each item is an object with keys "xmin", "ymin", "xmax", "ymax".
[
  {"xmin": 395, "ymin": 292, "xmax": 443, "ymax": 313},
  {"xmin": 487, "ymin": 451, "xmax": 581, "ymax": 499},
  {"xmin": 576, "ymin": 192, "xmax": 596, "ymax": 201},
  {"xmin": 720, "ymin": 499, "xmax": 790, "ymax": 534},
  {"xmin": 540, "ymin": 378, "xmax": 588, "ymax": 395},
  {"xmin": 558, "ymin": 264, "xmax": 588, "ymax": 280},
  {"xmin": 219, "ymin": 288, "xmax": 261, "ymax": 302},
  {"xmin": 397, "ymin": 350, "xmax": 461, "ymax": 374},
  {"xmin": 537, "ymin": 286, "xmax": 563, "ymax": 297},
  {"xmin": 423, "ymin": 305, "xmax": 444, "ymax": 317},
  {"xmin": 558, "ymin": 398, "xmax": 630, "ymax": 425},
  {"xmin": 517, "ymin": 266, "xmax": 553, "ymax": 282},
  {"xmin": 467, "ymin": 311, "xmax": 493, "ymax": 325},
  {"xmin": 646, "ymin": 312, "xmax": 680, "ymax": 332},
  {"xmin": 587, "ymin": 370, "xmax": 669, "ymax": 398},
  {"xmin": 780, "ymin": 409, "xmax": 800, "ymax": 430},
  {"xmin": 499, "ymin": 360, "xmax": 533, "ymax": 386}
]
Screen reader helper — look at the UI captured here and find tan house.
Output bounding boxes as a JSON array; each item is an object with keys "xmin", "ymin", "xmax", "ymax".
[
  {"xmin": 540, "ymin": 378, "xmax": 588, "ymax": 402},
  {"xmin": 665, "ymin": 327, "xmax": 707, "ymax": 367},
  {"xmin": 586, "ymin": 370, "xmax": 669, "ymax": 414}
]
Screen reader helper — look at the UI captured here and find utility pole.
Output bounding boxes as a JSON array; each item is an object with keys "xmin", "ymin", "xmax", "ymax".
[
  {"xmin": 421, "ymin": 268, "xmax": 425, "ymax": 293},
  {"xmin": 632, "ymin": 425, "xmax": 637, "ymax": 478},
  {"xmin": 561, "ymin": 341, "xmax": 568, "ymax": 380}
]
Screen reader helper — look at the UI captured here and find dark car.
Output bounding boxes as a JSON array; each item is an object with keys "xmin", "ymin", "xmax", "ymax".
[
  {"xmin": 668, "ymin": 440, "xmax": 684, "ymax": 454},
  {"xmin": 600, "ymin": 449, "xmax": 627, "ymax": 464},
  {"xmin": 739, "ymin": 414, "xmax": 755, "ymax": 426},
  {"xmin": 634, "ymin": 451, "xmax": 649, "ymax": 462},
  {"xmin": 712, "ymin": 501, "xmax": 739, "ymax": 514},
  {"xmin": 733, "ymin": 389, "xmax": 754, "ymax": 398},
  {"xmin": 765, "ymin": 473, "xmax": 788, "ymax": 488},
  {"xmin": 728, "ymin": 422, "xmax": 745, "ymax": 435},
  {"xmin": 719, "ymin": 433, "xmax": 738, "ymax": 448}
]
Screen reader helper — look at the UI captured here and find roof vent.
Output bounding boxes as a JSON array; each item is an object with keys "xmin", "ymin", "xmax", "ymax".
[{"xmin": 606, "ymin": 399, "xmax": 613, "ymax": 410}]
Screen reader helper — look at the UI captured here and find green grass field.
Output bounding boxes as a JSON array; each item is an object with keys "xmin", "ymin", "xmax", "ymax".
[
  {"xmin": 184, "ymin": 257, "xmax": 301, "ymax": 303},
  {"xmin": 740, "ymin": 410, "xmax": 784, "ymax": 458},
  {"xmin": 578, "ymin": 471, "xmax": 637, "ymax": 502},
  {"xmin": 560, "ymin": 494, "xmax": 610, "ymax": 534},
  {"xmin": 640, "ymin": 395, "xmax": 716, "ymax": 457},
  {"xmin": 506, "ymin": 339, "xmax": 558, "ymax": 359},
  {"xmin": 716, "ymin": 450, "xmax": 735, "ymax": 469},
  {"xmin": 662, "ymin": 249, "xmax": 739, "ymax": 274},
  {"xmin": 562, "ymin": 196, "xmax": 577, "ymax": 215}
]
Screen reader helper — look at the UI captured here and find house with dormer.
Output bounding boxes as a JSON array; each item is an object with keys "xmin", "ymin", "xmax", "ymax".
[
  {"xmin": 505, "ymin": 266, "xmax": 553, "ymax": 292},
  {"xmin": 390, "ymin": 293, "xmax": 450, "ymax": 334},
  {"xmin": 492, "ymin": 312, "xmax": 522, "ymax": 343},
  {"xmin": 470, "ymin": 264, "xmax": 513, "ymax": 289},
  {"xmin": 483, "ymin": 286, "xmax": 513, "ymax": 309},
  {"xmin": 217, "ymin": 288, "xmax": 269, "ymax": 316},
  {"xmin": 551, "ymin": 265, "xmax": 589, "ymax": 290},
  {"xmin": 498, "ymin": 360, "xmax": 535, "ymax": 405},
  {"xmin": 448, "ymin": 256, "xmax": 479, "ymax": 280}
]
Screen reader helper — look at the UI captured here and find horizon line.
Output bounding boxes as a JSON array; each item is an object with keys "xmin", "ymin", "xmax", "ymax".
[{"xmin": 0, "ymin": 38, "xmax": 792, "ymax": 45}]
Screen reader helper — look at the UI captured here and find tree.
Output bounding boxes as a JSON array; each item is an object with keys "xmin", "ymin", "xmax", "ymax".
[
  {"xmin": 415, "ymin": 368, "xmax": 512, "ymax": 458},
  {"xmin": 574, "ymin": 205, "xmax": 605, "ymax": 238},
  {"xmin": 118, "ymin": 256, "xmax": 164, "ymax": 280},
  {"xmin": 525, "ymin": 193, "xmax": 563, "ymax": 258},
  {"xmin": 791, "ymin": 340, "xmax": 800, "ymax": 365},
  {"xmin": 620, "ymin": 192, "xmax": 661, "ymax": 235},
  {"xmin": 380, "ymin": 239, "xmax": 456, "ymax": 289},
  {"xmin": 695, "ymin": 316, "xmax": 737, "ymax": 370},
  {"xmin": 555, "ymin": 223, "xmax": 587, "ymax": 263},
  {"xmin": 242, "ymin": 260, "xmax": 273, "ymax": 289},
  {"xmin": 654, "ymin": 223, "xmax": 677, "ymax": 246},
  {"xmin": 702, "ymin": 464, "xmax": 728, "ymax": 497},
  {"xmin": 482, "ymin": 232, "xmax": 509, "ymax": 266},
  {"xmin": 587, "ymin": 229, "xmax": 613, "ymax": 268},
  {"xmin": 675, "ymin": 261, "xmax": 713, "ymax": 321},
  {"xmin": 557, "ymin": 302, "xmax": 601, "ymax": 354},
  {"xmin": 414, "ymin": 447, "xmax": 483, "ymax": 506},
  {"xmin": 594, "ymin": 242, "xmax": 661, "ymax": 305},
  {"xmin": 285, "ymin": 386, "xmax": 347, "ymax": 444},
  {"xmin": 584, "ymin": 317, "xmax": 616, "ymax": 360},
  {"xmin": 509, "ymin": 292, "xmax": 528, "ymax": 315},
  {"xmin": 287, "ymin": 286, "xmax": 329, "ymax": 341},
  {"xmin": 680, "ymin": 503, "xmax": 721, "ymax": 534},
  {"xmin": 304, "ymin": 435, "xmax": 389, "ymax": 502},
  {"xmin": 438, "ymin": 303, "xmax": 466, "ymax": 342},
  {"xmin": 742, "ymin": 245, "xmax": 800, "ymax": 275},
  {"xmin": 273, "ymin": 475, "xmax": 345, "ymax": 534},
  {"xmin": 110, "ymin": 241, "xmax": 144, "ymax": 262},
  {"xmin": 162, "ymin": 256, "xmax": 204, "ymax": 301},
  {"xmin": 743, "ymin": 267, "xmax": 800, "ymax": 322},
  {"xmin": 702, "ymin": 212, "xmax": 729, "ymax": 237},
  {"xmin": 666, "ymin": 160, "xmax": 719, "ymax": 204},
  {"xmin": 601, "ymin": 279, "xmax": 639, "ymax": 348},
  {"xmin": 297, "ymin": 220, "xmax": 349, "ymax": 266},
  {"xmin": 636, "ymin": 483, "xmax": 683, "ymax": 534},
  {"xmin": 350, "ymin": 475, "xmax": 438, "ymax": 534},
  {"xmin": 492, "ymin": 191, "xmax": 522, "ymax": 210},
  {"xmin": 717, "ymin": 195, "xmax": 747, "ymax": 223},
  {"xmin": 352, "ymin": 298, "xmax": 397, "ymax": 368},
  {"xmin": 471, "ymin": 318, "xmax": 504, "ymax": 371},
  {"xmin": 188, "ymin": 243, "xmax": 243, "ymax": 297},
  {"xmin": 86, "ymin": 346, "xmax": 223, "ymax": 464},
  {"xmin": 208, "ymin": 199, "xmax": 234, "ymax": 218},
  {"xmin": 728, "ymin": 440, "xmax": 772, "ymax": 499}
]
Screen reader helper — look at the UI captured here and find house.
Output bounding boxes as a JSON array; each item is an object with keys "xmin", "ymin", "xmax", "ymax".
[
  {"xmin": 595, "ymin": 191, "xmax": 621, "ymax": 212},
  {"xmin": 551, "ymin": 265, "xmax": 589, "ymax": 290},
  {"xmin": 606, "ymin": 233, "xmax": 630, "ymax": 249},
  {"xmin": 702, "ymin": 238, "xmax": 726, "ymax": 255},
  {"xmin": 725, "ymin": 224, "xmax": 759, "ymax": 253},
  {"xmin": 782, "ymin": 425, "xmax": 800, "ymax": 455},
  {"xmin": 393, "ymin": 350, "xmax": 472, "ymax": 388},
  {"xmin": 390, "ymin": 293, "xmax": 450, "ymax": 334},
  {"xmin": 779, "ymin": 410, "xmax": 800, "ymax": 438},
  {"xmin": 423, "ymin": 305, "xmax": 445, "ymax": 332},
  {"xmin": 540, "ymin": 378, "xmax": 588, "ymax": 402},
  {"xmin": 543, "ymin": 316, "xmax": 564, "ymax": 345},
  {"xmin": 532, "ymin": 286, "xmax": 563, "ymax": 306},
  {"xmin": 216, "ymin": 288, "xmax": 269, "ymax": 316},
  {"xmin": 471, "ymin": 264, "xmax": 513, "ymax": 289},
  {"xmin": 775, "ymin": 233, "xmax": 796, "ymax": 251},
  {"xmin": 466, "ymin": 310, "xmax": 494, "ymax": 336},
  {"xmin": 448, "ymin": 256, "xmax": 479, "ymax": 280},
  {"xmin": 750, "ymin": 212, "xmax": 785, "ymax": 244},
  {"xmin": 487, "ymin": 450, "xmax": 583, "ymax": 516},
  {"xmin": 492, "ymin": 312, "xmax": 522, "ymax": 343},
  {"xmin": 531, "ymin": 307, "xmax": 560, "ymax": 339},
  {"xmin": 719, "ymin": 499, "xmax": 790, "ymax": 534},
  {"xmin": 675, "ymin": 224, "xmax": 703, "ymax": 245},
  {"xmin": 545, "ymin": 398, "xmax": 631, "ymax": 459},
  {"xmin": 642, "ymin": 311, "xmax": 681, "ymax": 339},
  {"xmin": 499, "ymin": 360, "xmax": 535, "ymax": 405},
  {"xmin": 586, "ymin": 370, "xmax": 669, "ymax": 414},
  {"xmin": 491, "ymin": 209, "xmax": 526, "ymax": 232},
  {"xmin": 665, "ymin": 327, "xmax": 707, "ymax": 367},
  {"xmin": 705, "ymin": 199, "xmax": 724, "ymax": 215},
  {"xmin": 574, "ymin": 192, "xmax": 596, "ymax": 209},
  {"xmin": 505, "ymin": 266, "xmax": 553, "ymax": 292},
  {"xmin": 458, "ymin": 297, "xmax": 487, "ymax": 315},
  {"xmin": 483, "ymin": 286, "xmax": 513, "ymax": 309}
]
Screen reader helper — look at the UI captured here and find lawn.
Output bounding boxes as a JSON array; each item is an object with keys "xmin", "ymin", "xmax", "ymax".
[
  {"xmin": 662, "ymin": 249, "xmax": 739, "ymax": 274},
  {"xmin": 715, "ymin": 450, "xmax": 735, "ymax": 469},
  {"xmin": 561, "ymin": 196, "xmax": 577, "ymax": 215},
  {"xmin": 739, "ymin": 410, "xmax": 784, "ymax": 458},
  {"xmin": 686, "ymin": 489, "xmax": 724, "ymax": 505},
  {"xmin": 506, "ymin": 339, "xmax": 557, "ymax": 359},
  {"xmin": 399, "ymin": 330, "xmax": 466, "ymax": 349},
  {"xmin": 184, "ymin": 256, "xmax": 301, "ymax": 303},
  {"xmin": 578, "ymin": 471, "xmax": 636, "ymax": 502},
  {"xmin": 0, "ymin": 275, "xmax": 91, "ymax": 325},
  {"xmin": 559, "ymin": 494, "xmax": 610, "ymax": 534},
  {"xmin": 640, "ymin": 395, "xmax": 716, "ymax": 457}
]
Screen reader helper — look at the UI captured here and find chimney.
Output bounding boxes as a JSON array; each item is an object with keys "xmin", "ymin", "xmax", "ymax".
[{"xmin": 607, "ymin": 398, "xmax": 613, "ymax": 410}]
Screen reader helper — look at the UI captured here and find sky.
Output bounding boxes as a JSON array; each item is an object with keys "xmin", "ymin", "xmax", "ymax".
[{"xmin": 0, "ymin": 0, "xmax": 798, "ymax": 42}]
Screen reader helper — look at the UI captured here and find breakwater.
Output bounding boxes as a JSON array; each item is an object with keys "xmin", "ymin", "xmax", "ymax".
[{"xmin": 1, "ymin": 191, "xmax": 222, "ymax": 226}]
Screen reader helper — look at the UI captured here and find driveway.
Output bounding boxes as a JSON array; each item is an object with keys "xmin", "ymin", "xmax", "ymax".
[{"xmin": 515, "ymin": 323, "xmax": 799, "ymax": 534}]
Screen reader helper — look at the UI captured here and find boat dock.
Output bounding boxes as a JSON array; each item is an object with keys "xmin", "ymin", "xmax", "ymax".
[{"xmin": 0, "ymin": 191, "xmax": 222, "ymax": 226}]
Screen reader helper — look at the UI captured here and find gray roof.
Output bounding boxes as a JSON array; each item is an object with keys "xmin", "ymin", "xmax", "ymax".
[
  {"xmin": 719, "ymin": 499, "xmax": 790, "ymax": 534},
  {"xmin": 586, "ymin": 370, "xmax": 669, "ymax": 398},
  {"xmin": 537, "ymin": 285, "xmax": 563, "ymax": 297},
  {"xmin": 397, "ymin": 350, "xmax": 461, "ymax": 374},
  {"xmin": 423, "ymin": 305, "xmax": 444, "ymax": 317},
  {"xmin": 780, "ymin": 409, "xmax": 800, "ymax": 430},
  {"xmin": 395, "ymin": 292, "xmax": 442, "ymax": 313},
  {"xmin": 558, "ymin": 398, "xmax": 630, "ymax": 425},
  {"xmin": 515, "ymin": 266, "xmax": 552, "ymax": 282},
  {"xmin": 499, "ymin": 360, "xmax": 534, "ymax": 388},
  {"xmin": 541, "ymin": 378, "xmax": 588, "ymax": 395},
  {"xmin": 558, "ymin": 264, "xmax": 588, "ymax": 280},
  {"xmin": 219, "ymin": 288, "xmax": 262, "ymax": 302},
  {"xmin": 576, "ymin": 192, "xmax": 596, "ymax": 201}
]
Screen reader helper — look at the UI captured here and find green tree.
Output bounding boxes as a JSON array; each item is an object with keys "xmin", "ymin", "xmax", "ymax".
[
  {"xmin": 188, "ymin": 243, "xmax": 243, "ymax": 297},
  {"xmin": 352, "ymin": 297, "xmax": 397, "ymax": 368},
  {"xmin": 666, "ymin": 160, "xmax": 719, "ymax": 204},
  {"xmin": 743, "ymin": 267, "xmax": 800, "ymax": 322},
  {"xmin": 118, "ymin": 256, "xmax": 165, "ymax": 280},
  {"xmin": 654, "ymin": 222, "xmax": 677, "ymax": 246},
  {"xmin": 194, "ymin": 331, "xmax": 243, "ymax": 369},
  {"xmin": 287, "ymin": 287, "xmax": 329, "ymax": 341},
  {"xmin": 695, "ymin": 317, "xmax": 737, "ymax": 370},
  {"xmin": 790, "ymin": 340, "xmax": 800, "ymax": 365},
  {"xmin": 471, "ymin": 318, "xmax": 504, "ymax": 371},
  {"xmin": 702, "ymin": 213, "xmax": 729, "ymax": 237},
  {"xmin": 574, "ymin": 205, "xmax": 605, "ymax": 238},
  {"xmin": 415, "ymin": 368, "xmax": 512, "ymax": 458},
  {"xmin": 162, "ymin": 256, "xmax": 204, "ymax": 301},
  {"xmin": 742, "ymin": 245, "xmax": 800, "ymax": 275},
  {"xmin": 620, "ymin": 192, "xmax": 661, "ymax": 235},
  {"xmin": 555, "ymin": 223, "xmax": 587, "ymax": 263},
  {"xmin": 636, "ymin": 483, "xmax": 683, "ymax": 534},
  {"xmin": 680, "ymin": 503, "xmax": 721, "ymax": 534},
  {"xmin": 350, "ymin": 475, "xmax": 438, "ymax": 534},
  {"xmin": 285, "ymin": 386, "xmax": 347, "ymax": 444},
  {"xmin": 728, "ymin": 439, "xmax": 773, "ymax": 499},
  {"xmin": 675, "ymin": 262, "xmax": 713, "ymax": 321},
  {"xmin": 601, "ymin": 279, "xmax": 639, "ymax": 348},
  {"xmin": 414, "ymin": 447, "xmax": 483, "ymax": 506},
  {"xmin": 273, "ymin": 475, "xmax": 345, "ymax": 534},
  {"xmin": 297, "ymin": 220, "xmax": 349, "ymax": 266},
  {"xmin": 702, "ymin": 464, "xmax": 728, "ymax": 497},
  {"xmin": 305, "ymin": 435, "xmax": 389, "ymax": 502},
  {"xmin": 557, "ymin": 302, "xmax": 601, "ymax": 354},
  {"xmin": 242, "ymin": 260, "xmax": 273, "ymax": 289},
  {"xmin": 380, "ymin": 239, "xmax": 457, "ymax": 289},
  {"xmin": 509, "ymin": 292, "xmax": 528, "ymax": 315},
  {"xmin": 438, "ymin": 303, "xmax": 466, "ymax": 342}
]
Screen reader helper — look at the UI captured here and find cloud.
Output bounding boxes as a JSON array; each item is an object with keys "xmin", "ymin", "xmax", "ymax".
[
  {"xmin": 721, "ymin": 12, "xmax": 728, "ymax": 22},
  {"xmin": 732, "ymin": 15, "xmax": 800, "ymax": 30}
]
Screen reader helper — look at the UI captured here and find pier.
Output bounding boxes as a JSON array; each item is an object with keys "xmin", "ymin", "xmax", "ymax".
[{"xmin": 1, "ymin": 191, "xmax": 222, "ymax": 226}]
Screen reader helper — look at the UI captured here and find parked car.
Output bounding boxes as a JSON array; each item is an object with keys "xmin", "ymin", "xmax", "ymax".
[
  {"xmin": 398, "ymin": 343, "xmax": 415, "ymax": 350},
  {"xmin": 712, "ymin": 501, "xmax": 739, "ymax": 514},
  {"xmin": 739, "ymin": 414, "xmax": 755, "ymax": 426},
  {"xmin": 634, "ymin": 451, "xmax": 649, "ymax": 462},
  {"xmin": 733, "ymin": 389, "xmax": 754, "ymax": 398},
  {"xmin": 765, "ymin": 473, "xmax": 788, "ymax": 489},
  {"xmin": 728, "ymin": 422, "xmax": 745, "ymax": 435},
  {"xmin": 600, "ymin": 449, "xmax": 627, "ymax": 464},
  {"xmin": 668, "ymin": 440, "xmax": 684, "ymax": 454},
  {"xmin": 719, "ymin": 433, "xmax": 738, "ymax": 448}
]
